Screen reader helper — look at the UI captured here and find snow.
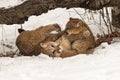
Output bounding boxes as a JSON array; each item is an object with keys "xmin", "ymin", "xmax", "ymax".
[
  {"xmin": 0, "ymin": 42, "xmax": 120, "ymax": 80},
  {"xmin": 0, "ymin": 0, "xmax": 27, "ymax": 9},
  {"xmin": 0, "ymin": 1, "xmax": 120, "ymax": 80}
]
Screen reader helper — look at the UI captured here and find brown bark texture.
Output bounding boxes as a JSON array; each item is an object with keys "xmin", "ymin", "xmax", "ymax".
[{"xmin": 0, "ymin": 0, "xmax": 120, "ymax": 24}]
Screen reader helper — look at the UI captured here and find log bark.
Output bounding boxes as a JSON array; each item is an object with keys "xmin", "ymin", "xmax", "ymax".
[{"xmin": 0, "ymin": 0, "xmax": 120, "ymax": 24}]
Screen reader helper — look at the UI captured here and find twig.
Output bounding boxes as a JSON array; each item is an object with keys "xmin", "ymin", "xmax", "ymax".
[
  {"xmin": 100, "ymin": 9, "xmax": 110, "ymax": 34},
  {"xmin": 105, "ymin": 8, "xmax": 113, "ymax": 33},
  {"xmin": 73, "ymin": 8, "xmax": 85, "ymax": 22},
  {"xmin": 99, "ymin": 10, "xmax": 106, "ymax": 36},
  {"xmin": 1, "ymin": 25, "xmax": 5, "ymax": 54}
]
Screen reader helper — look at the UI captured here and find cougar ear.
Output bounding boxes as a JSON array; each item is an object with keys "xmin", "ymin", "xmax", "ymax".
[{"xmin": 18, "ymin": 28, "xmax": 25, "ymax": 34}]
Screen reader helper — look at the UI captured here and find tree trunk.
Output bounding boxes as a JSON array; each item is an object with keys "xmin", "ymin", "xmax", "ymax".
[
  {"xmin": 112, "ymin": 7, "xmax": 120, "ymax": 28},
  {"xmin": 0, "ymin": 0, "xmax": 120, "ymax": 24}
]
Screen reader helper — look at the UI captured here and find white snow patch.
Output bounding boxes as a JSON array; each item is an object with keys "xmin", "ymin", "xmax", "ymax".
[{"xmin": 0, "ymin": 0, "xmax": 27, "ymax": 8}]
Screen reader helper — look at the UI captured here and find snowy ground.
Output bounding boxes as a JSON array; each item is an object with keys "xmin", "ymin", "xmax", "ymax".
[
  {"xmin": 0, "ymin": 42, "xmax": 120, "ymax": 80},
  {"xmin": 0, "ymin": 1, "xmax": 120, "ymax": 80}
]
